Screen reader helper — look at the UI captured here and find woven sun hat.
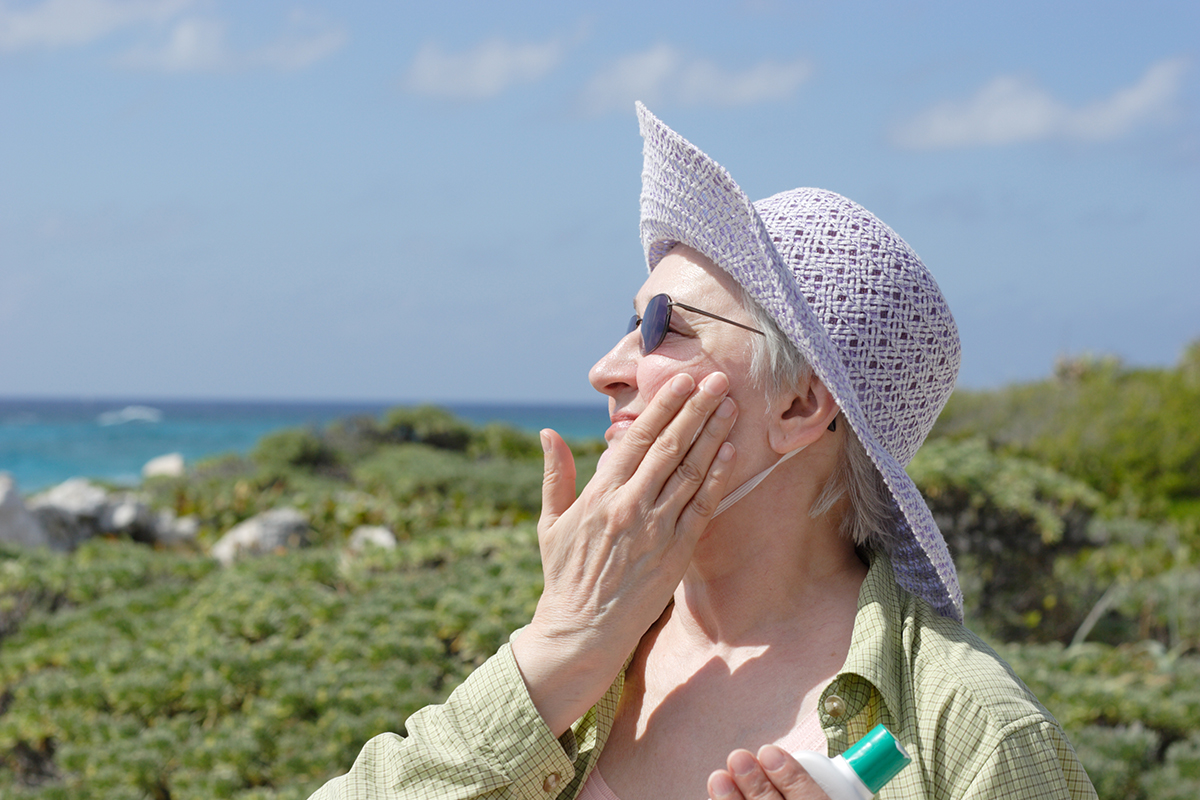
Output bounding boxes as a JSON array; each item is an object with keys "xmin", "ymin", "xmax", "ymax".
[{"xmin": 636, "ymin": 102, "xmax": 964, "ymax": 621}]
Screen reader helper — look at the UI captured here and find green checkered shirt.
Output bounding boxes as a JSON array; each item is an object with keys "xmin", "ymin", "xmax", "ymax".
[{"xmin": 309, "ymin": 555, "xmax": 1096, "ymax": 799}]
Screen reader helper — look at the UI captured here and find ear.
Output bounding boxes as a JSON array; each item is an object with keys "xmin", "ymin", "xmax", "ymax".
[{"xmin": 767, "ymin": 376, "xmax": 841, "ymax": 455}]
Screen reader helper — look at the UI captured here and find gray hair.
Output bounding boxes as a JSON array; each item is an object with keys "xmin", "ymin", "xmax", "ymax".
[{"xmin": 738, "ymin": 286, "xmax": 897, "ymax": 550}]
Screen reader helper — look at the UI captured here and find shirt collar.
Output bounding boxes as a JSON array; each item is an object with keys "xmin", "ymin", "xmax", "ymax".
[{"xmin": 832, "ymin": 551, "xmax": 908, "ymax": 727}]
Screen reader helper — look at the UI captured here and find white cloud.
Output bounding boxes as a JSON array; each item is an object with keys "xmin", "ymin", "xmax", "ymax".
[
  {"xmin": 254, "ymin": 10, "xmax": 346, "ymax": 71},
  {"xmin": 579, "ymin": 43, "xmax": 812, "ymax": 115},
  {"xmin": 116, "ymin": 10, "xmax": 346, "ymax": 72},
  {"xmin": 116, "ymin": 15, "xmax": 223, "ymax": 70},
  {"xmin": 404, "ymin": 35, "xmax": 566, "ymax": 100},
  {"xmin": 893, "ymin": 57, "xmax": 1190, "ymax": 150},
  {"xmin": 0, "ymin": 0, "xmax": 192, "ymax": 50}
]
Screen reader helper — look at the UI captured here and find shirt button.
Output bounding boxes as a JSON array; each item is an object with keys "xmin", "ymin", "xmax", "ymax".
[
  {"xmin": 543, "ymin": 772, "xmax": 561, "ymax": 793},
  {"xmin": 824, "ymin": 694, "xmax": 846, "ymax": 718}
]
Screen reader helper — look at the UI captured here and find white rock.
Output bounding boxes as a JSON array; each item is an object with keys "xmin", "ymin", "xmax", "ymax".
[
  {"xmin": 348, "ymin": 525, "xmax": 397, "ymax": 552},
  {"xmin": 0, "ymin": 473, "xmax": 50, "ymax": 548},
  {"xmin": 29, "ymin": 478, "xmax": 108, "ymax": 518},
  {"xmin": 172, "ymin": 514, "xmax": 200, "ymax": 542},
  {"xmin": 101, "ymin": 495, "xmax": 151, "ymax": 533},
  {"xmin": 211, "ymin": 507, "xmax": 309, "ymax": 566},
  {"xmin": 26, "ymin": 478, "xmax": 111, "ymax": 549},
  {"xmin": 143, "ymin": 453, "xmax": 185, "ymax": 479},
  {"xmin": 152, "ymin": 509, "xmax": 199, "ymax": 546}
]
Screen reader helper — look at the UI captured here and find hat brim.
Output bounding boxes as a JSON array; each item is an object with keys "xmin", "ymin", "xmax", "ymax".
[{"xmin": 637, "ymin": 103, "xmax": 962, "ymax": 621}]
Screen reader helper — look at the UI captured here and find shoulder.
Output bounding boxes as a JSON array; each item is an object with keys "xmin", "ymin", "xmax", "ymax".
[
  {"xmin": 888, "ymin": 588, "xmax": 1093, "ymax": 797},
  {"xmin": 854, "ymin": 554, "xmax": 1056, "ymax": 732},
  {"xmin": 848, "ymin": 557, "xmax": 1093, "ymax": 797},
  {"xmin": 906, "ymin": 602, "xmax": 1051, "ymax": 727}
]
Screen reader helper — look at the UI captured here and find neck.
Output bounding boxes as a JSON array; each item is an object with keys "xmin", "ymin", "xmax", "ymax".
[{"xmin": 669, "ymin": 463, "xmax": 867, "ymax": 647}]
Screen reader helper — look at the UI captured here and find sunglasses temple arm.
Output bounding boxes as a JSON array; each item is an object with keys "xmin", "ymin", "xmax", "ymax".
[{"xmin": 670, "ymin": 301, "xmax": 765, "ymax": 336}]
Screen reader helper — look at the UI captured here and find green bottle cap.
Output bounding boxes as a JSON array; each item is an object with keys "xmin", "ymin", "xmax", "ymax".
[{"xmin": 842, "ymin": 724, "xmax": 912, "ymax": 794}]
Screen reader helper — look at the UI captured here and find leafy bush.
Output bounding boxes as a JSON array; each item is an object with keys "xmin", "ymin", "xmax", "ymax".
[
  {"xmin": 909, "ymin": 438, "xmax": 1105, "ymax": 641},
  {"xmin": 380, "ymin": 405, "xmax": 473, "ymax": 452},
  {"xmin": 252, "ymin": 429, "xmax": 339, "ymax": 472},
  {"xmin": 468, "ymin": 422, "xmax": 544, "ymax": 460},
  {"xmin": 5, "ymin": 387, "xmax": 1199, "ymax": 799},
  {"xmin": 0, "ymin": 530, "xmax": 542, "ymax": 798},
  {"xmin": 933, "ymin": 341, "xmax": 1200, "ymax": 508},
  {"xmin": 996, "ymin": 641, "xmax": 1200, "ymax": 799}
]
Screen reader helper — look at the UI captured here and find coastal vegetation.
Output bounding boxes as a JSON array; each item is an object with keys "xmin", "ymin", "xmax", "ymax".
[{"xmin": 2, "ymin": 345, "xmax": 1199, "ymax": 799}]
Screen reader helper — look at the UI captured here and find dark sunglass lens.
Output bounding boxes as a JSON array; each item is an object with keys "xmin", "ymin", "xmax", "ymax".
[
  {"xmin": 627, "ymin": 314, "xmax": 639, "ymax": 336},
  {"xmin": 642, "ymin": 294, "xmax": 671, "ymax": 354}
]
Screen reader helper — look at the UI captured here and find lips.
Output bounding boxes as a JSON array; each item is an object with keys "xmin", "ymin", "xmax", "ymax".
[{"xmin": 605, "ymin": 412, "xmax": 637, "ymax": 444}]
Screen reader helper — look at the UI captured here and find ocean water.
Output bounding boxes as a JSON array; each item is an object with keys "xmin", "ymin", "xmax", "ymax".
[{"xmin": 0, "ymin": 398, "xmax": 609, "ymax": 494}]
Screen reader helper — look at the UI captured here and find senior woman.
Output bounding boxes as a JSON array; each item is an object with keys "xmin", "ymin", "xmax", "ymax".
[{"xmin": 309, "ymin": 106, "xmax": 1096, "ymax": 800}]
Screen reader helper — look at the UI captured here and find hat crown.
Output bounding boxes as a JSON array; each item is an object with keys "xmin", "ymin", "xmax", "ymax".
[{"xmin": 753, "ymin": 189, "xmax": 960, "ymax": 466}]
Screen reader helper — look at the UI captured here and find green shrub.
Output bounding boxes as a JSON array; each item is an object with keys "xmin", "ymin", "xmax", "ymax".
[
  {"xmin": 0, "ymin": 527, "xmax": 542, "ymax": 798},
  {"xmin": 252, "ymin": 429, "xmax": 339, "ymax": 472},
  {"xmin": 933, "ymin": 341, "xmax": 1200, "ymax": 509},
  {"xmin": 909, "ymin": 438, "xmax": 1104, "ymax": 641},
  {"xmin": 6, "ymin": 388, "xmax": 1198, "ymax": 799},
  {"xmin": 380, "ymin": 406, "xmax": 472, "ymax": 452}
]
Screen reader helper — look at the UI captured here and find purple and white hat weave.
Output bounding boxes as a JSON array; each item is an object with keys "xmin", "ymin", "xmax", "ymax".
[{"xmin": 637, "ymin": 103, "xmax": 964, "ymax": 621}]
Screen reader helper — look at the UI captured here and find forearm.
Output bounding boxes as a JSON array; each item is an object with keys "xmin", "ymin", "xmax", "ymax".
[
  {"xmin": 308, "ymin": 643, "xmax": 579, "ymax": 800},
  {"xmin": 509, "ymin": 607, "xmax": 642, "ymax": 738}
]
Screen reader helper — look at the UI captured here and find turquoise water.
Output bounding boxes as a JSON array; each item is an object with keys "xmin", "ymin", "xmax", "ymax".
[{"xmin": 0, "ymin": 398, "xmax": 608, "ymax": 493}]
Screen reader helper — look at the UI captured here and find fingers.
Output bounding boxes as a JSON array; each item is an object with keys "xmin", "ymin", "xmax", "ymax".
[
  {"xmin": 599, "ymin": 372, "xmax": 698, "ymax": 479},
  {"xmin": 674, "ymin": 439, "xmax": 736, "ymax": 533},
  {"xmin": 711, "ymin": 750, "xmax": 774, "ymax": 800},
  {"xmin": 709, "ymin": 747, "xmax": 831, "ymax": 800},
  {"xmin": 640, "ymin": 373, "xmax": 730, "ymax": 494},
  {"xmin": 708, "ymin": 769, "xmax": 745, "ymax": 800},
  {"xmin": 614, "ymin": 372, "xmax": 733, "ymax": 500},
  {"xmin": 663, "ymin": 393, "xmax": 737, "ymax": 526},
  {"xmin": 754, "ymin": 746, "xmax": 829, "ymax": 799},
  {"xmin": 538, "ymin": 429, "xmax": 577, "ymax": 535}
]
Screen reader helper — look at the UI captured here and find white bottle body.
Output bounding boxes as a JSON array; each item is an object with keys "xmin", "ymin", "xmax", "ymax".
[{"xmin": 791, "ymin": 751, "xmax": 874, "ymax": 800}]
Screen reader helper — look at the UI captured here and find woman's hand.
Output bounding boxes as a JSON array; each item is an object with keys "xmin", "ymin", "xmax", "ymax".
[
  {"xmin": 708, "ymin": 747, "xmax": 834, "ymax": 800},
  {"xmin": 511, "ymin": 371, "xmax": 739, "ymax": 735}
]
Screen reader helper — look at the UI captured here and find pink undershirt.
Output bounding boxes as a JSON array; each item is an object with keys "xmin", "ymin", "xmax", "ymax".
[{"xmin": 577, "ymin": 699, "xmax": 829, "ymax": 800}]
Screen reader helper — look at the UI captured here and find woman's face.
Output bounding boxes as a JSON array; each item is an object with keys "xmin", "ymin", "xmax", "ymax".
[{"xmin": 589, "ymin": 245, "xmax": 776, "ymax": 478}]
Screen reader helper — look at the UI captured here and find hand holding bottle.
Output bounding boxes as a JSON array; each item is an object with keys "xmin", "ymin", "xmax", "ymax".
[{"xmin": 709, "ymin": 725, "xmax": 911, "ymax": 800}]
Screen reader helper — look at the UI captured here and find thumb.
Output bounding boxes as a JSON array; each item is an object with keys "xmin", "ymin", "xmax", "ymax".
[{"xmin": 539, "ymin": 429, "xmax": 577, "ymax": 532}]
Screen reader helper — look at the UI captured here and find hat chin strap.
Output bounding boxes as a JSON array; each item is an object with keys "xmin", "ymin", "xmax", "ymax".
[{"xmin": 710, "ymin": 444, "xmax": 808, "ymax": 519}]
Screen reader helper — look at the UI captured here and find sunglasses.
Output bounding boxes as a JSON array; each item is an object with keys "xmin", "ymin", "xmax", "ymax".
[{"xmin": 627, "ymin": 293, "xmax": 765, "ymax": 355}]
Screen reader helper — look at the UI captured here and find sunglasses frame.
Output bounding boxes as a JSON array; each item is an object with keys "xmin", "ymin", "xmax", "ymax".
[{"xmin": 628, "ymin": 293, "xmax": 764, "ymax": 356}]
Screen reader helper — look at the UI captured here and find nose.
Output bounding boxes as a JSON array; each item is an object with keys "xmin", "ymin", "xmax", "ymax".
[{"xmin": 589, "ymin": 329, "xmax": 640, "ymax": 399}]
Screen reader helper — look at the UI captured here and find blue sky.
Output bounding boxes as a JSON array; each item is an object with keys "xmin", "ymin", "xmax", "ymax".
[{"xmin": 1, "ymin": 0, "xmax": 1196, "ymax": 403}]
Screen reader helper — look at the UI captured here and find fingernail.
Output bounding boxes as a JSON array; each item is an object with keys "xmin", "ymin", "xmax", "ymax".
[
  {"xmin": 730, "ymin": 751, "xmax": 756, "ymax": 777},
  {"xmin": 758, "ymin": 746, "xmax": 786, "ymax": 772},
  {"xmin": 540, "ymin": 430, "xmax": 551, "ymax": 454},
  {"xmin": 700, "ymin": 372, "xmax": 728, "ymax": 396},
  {"xmin": 715, "ymin": 397, "xmax": 735, "ymax": 419},
  {"xmin": 718, "ymin": 442, "xmax": 734, "ymax": 462},
  {"xmin": 710, "ymin": 773, "xmax": 736, "ymax": 799},
  {"xmin": 671, "ymin": 374, "xmax": 694, "ymax": 395}
]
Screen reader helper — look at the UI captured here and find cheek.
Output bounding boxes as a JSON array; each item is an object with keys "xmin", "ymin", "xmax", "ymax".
[{"xmin": 636, "ymin": 356, "xmax": 705, "ymax": 403}]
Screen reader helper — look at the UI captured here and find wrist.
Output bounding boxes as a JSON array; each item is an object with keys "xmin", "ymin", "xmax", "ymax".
[{"xmin": 510, "ymin": 622, "xmax": 628, "ymax": 737}]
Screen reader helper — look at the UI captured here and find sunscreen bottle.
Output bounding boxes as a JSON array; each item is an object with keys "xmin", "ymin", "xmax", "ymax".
[{"xmin": 789, "ymin": 724, "xmax": 911, "ymax": 800}]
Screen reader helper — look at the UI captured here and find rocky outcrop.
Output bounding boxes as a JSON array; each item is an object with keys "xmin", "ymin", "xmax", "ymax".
[
  {"xmin": 0, "ymin": 473, "xmax": 50, "ymax": 549},
  {"xmin": 153, "ymin": 509, "xmax": 200, "ymax": 546},
  {"xmin": 0, "ymin": 477, "xmax": 198, "ymax": 551},
  {"xmin": 211, "ymin": 508, "xmax": 310, "ymax": 566},
  {"xmin": 142, "ymin": 453, "xmax": 185, "ymax": 479},
  {"xmin": 348, "ymin": 525, "xmax": 397, "ymax": 552},
  {"xmin": 26, "ymin": 478, "xmax": 110, "ymax": 550}
]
